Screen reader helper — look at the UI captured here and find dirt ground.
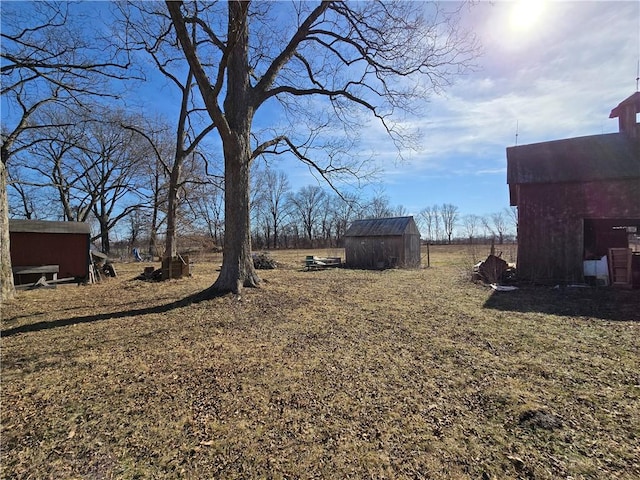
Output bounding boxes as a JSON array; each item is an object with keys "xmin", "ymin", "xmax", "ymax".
[{"xmin": 2, "ymin": 245, "xmax": 639, "ymax": 479}]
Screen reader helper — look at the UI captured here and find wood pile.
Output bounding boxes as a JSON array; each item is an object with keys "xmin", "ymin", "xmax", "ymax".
[{"xmin": 473, "ymin": 254, "xmax": 515, "ymax": 285}]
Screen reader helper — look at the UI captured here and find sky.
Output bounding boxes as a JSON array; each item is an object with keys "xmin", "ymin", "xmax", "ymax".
[
  {"xmin": 3, "ymin": 0, "xmax": 639, "ymax": 225},
  {"xmin": 282, "ymin": 0, "xmax": 640, "ymax": 218}
]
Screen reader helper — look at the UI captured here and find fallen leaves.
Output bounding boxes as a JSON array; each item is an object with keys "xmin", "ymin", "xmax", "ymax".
[{"xmin": 2, "ymin": 247, "xmax": 639, "ymax": 479}]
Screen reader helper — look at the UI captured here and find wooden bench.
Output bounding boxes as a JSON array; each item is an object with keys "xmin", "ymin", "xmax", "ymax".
[{"xmin": 12, "ymin": 265, "xmax": 59, "ymax": 289}]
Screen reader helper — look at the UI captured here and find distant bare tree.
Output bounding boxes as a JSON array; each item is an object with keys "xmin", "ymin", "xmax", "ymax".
[
  {"xmin": 259, "ymin": 169, "xmax": 291, "ymax": 248},
  {"xmin": 330, "ymin": 192, "xmax": 361, "ymax": 245},
  {"xmin": 419, "ymin": 206, "xmax": 438, "ymax": 242},
  {"xmin": 319, "ymin": 195, "xmax": 334, "ymax": 246},
  {"xmin": 289, "ymin": 185, "xmax": 327, "ymax": 246},
  {"xmin": 440, "ymin": 203, "xmax": 459, "ymax": 244},
  {"xmin": 505, "ymin": 206, "xmax": 518, "ymax": 240},
  {"xmin": 462, "ymin": 214, "xmax": 482, "ymax": 244},
  {"xmin": 491, "ymin": 211, "xmax": 508, "ymax": 245},
  {"xmin": 393, "ymin": 205, "xmax": 409, "ymax": 217},
  {"xmin": 184, "ymin": 179, "xmax": 225, "ymax": 246},
  {"xmin": 366, "ymin": 190, "xmax": 394, "ymax": 219},
  {"xmin": 481, "ymin": 214, "xmax": 494, "ymax": 241}
]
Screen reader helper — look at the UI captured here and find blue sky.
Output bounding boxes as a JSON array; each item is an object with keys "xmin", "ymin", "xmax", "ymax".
[
  {"xmin": 97, "ymin": 0, "xmax": 640, "ymax": 219},
  {"xmin": 278, "ymin": 0, "xmax": 640, "ymax": 217},
  {"xmin": 4, "ymin": 1, "xmax": 639, "ymax": 223}
]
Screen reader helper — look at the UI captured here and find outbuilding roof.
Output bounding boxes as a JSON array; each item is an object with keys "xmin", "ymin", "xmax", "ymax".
[
  {"xmin": 609, "ymin": 91, "xmax": 640, "ymax": 119},
  {"xmin": 506, "ymin": 132, "xmax": 639, "ymax": 186},
  {"xmin": 9, "ymin": 219, "xmax": 91, "ymax": 235},
  {"xmin": 344, "ymin": 216, "xmax": 419, "ymax": 237}
]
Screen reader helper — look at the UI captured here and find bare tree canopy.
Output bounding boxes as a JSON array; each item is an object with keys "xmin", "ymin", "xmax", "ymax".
[
  {"xmin": 0, "ymin": 1, "xmax": 135, "ymax": 302},
  {"xmin": 165, "ymin": 0, "xmax": 477, "ymax": 294},
  {"xmin": 440, "ymin": 203, "xmax": 459, "ymax": 244}
]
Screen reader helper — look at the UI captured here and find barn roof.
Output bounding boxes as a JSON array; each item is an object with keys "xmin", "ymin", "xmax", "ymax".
[
  {"xmin": 609, "ymin": 91, "xmax": 640, "ymax": 118},
  {"xmin": 9, "ymin": 219, "xmax": 91, "ymax": 235},
  {"xmin": 344, "ymin": 216, "xmax": 419, "ymax": 237},
  {"xmin": 506, "ymin": 132, "xmax": 639, "ymax": 186}
]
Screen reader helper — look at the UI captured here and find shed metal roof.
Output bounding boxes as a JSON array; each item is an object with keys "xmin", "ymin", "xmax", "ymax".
[
  {"xmin": 506, "ymin": 132, "xmax": 639, "ymax": 185},
  {"xmin": 344, "ymin": 216, "xmax": 419, "ymax": 237},
  {"xmin": 9, "ymin": 219, "xmax": 91, "ymax": 235}
]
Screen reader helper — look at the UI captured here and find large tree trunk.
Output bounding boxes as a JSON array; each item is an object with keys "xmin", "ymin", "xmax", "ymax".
[
  {"xmin": 0, "ymin": 158, "xmax": 16, "ymax": 302},
  {"xmin": 100, "ymin": 223, "xmax": 111, "ymax": 255},
  {"xmin": 148, "ymin": 164, "xmax": 161, "ymax": 259},
  {"xmin": 165, "ymin": 165, "xmax": 180, "ymax": 260},
  {"xmin": 206, "ymin": 1, "xmax": 260, "ymax": 295},
  {"xmin": 209, "ymin": 132, "xmax": 260, "ymax": 294}
]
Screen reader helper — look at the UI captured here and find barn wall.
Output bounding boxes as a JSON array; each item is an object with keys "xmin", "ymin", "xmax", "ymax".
[
  {"xmin": 517, "ymin": 179, "xmax": 640, "ymax": 283},
  {"xmin": 9, "ymin": 232, "xmax": 90, "ymax": 279}
]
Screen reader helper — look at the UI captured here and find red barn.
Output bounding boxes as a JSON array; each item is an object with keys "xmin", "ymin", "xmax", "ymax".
[
  {"xmin": 9, "ymin": 219, "xmax": 92, "ymax": 285},
  {"xmin": 506, "ymin": 93, "xmax": 640, "ymax": 285}
]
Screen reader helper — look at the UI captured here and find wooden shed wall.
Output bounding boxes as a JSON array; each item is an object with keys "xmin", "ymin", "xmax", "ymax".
[
  {"xmin": 516, "ymin": 178, "xmax": 640, "ymax": 283},
  {"xmin": 344, "ymin": 234, "xmax": 421, "ymax": 269},
  {"xmin": 403, "ymin": 232, "xmax": 422, "ymax": 268},
  {"xmin": 345, "ymin": 235, "xmax": 401, "ymax": 269},
  {"xmin": 9, "ymin": 231, "xmax": 90, "ymax": 280}
]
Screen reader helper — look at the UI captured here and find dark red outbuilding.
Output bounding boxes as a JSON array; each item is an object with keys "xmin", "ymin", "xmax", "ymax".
[
  {"xmin": 9, "ymin": 219, "xmax": 91, "ymax": 283},
  {"xmin": 506, "ymin": 93, "xmax": 640, "ymax": 285}
]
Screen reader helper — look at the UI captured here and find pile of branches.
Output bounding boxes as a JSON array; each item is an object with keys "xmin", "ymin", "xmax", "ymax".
[{"xmin": 252, "ymin": 252, "xmax": 277, "ymax": 269}]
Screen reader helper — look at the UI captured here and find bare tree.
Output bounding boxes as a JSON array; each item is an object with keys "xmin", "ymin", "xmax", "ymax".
[
  {"xmin": 393, "ymin": 205, "xmax": 409, "ymax": 217},
  {"xmin": 491, "ymin": 210, "xmax": 508, "ymax": 245},
  {"xmin": 319, "ymin": 195, "xmax": 334, "ymax": 246},
  {"xmin": 1, "ymin": 1, "xmax": 134, "ymax": 301},
  {"xmin": 330, "ymin": 192, "xmax": 361, "ymax": 245},
  {"xmin": 7, "ymin": 166, "xmax": 40, "ymax": 219},
  {"xmin": 14, "ymin": 106, "xmax": 93, "ymax": 222},
  {"xmin": 81, "ymin": 111, "xmax": 151, "ymax": 254},
  {"xmin": 440, "ymin": 203, "xmax": 459, "ymax": 244},
  {"xmin": 462, "ymin": 214, "xmax": 482, "ymax": 244},
  {"xmin": 481, "ymin": 214, "xmax": 494, "ymax": 242},
  {"xmin": 365, "ymin": 190, "xmax": 394, "ymax": 219},
  {"xmin": 136, "ymin": 124, "xmax": 172, "ymax": 259},
  {"xmin": 289, "ymin": 185, "xmax": 326, "ymax": 247},
  {"xmin": 258, "ymin": 168, "xmax": 291, "ymax": 248},
  {"xmin": 184, "ymin": 179, "xmax": 225, "ymax": 245},
  {"xmin": 418, "ymin": 205, "xmax": 437, "ymax": 242},
  {"xmin": 165, "ymin": 0, "xmax": 477, "ymax": 294},
  {"xmin": 117, "ymin": 2, "xmax": 217, "ymax": 261},
  {"xmin": 12, "ymin": 106, "xmax": 150, "ymax": 254}
]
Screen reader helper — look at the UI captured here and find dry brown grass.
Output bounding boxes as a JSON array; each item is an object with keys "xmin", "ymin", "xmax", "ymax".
[{"xmin": 2, "ymin": 245, "xmax": 639, "ymax": 479}]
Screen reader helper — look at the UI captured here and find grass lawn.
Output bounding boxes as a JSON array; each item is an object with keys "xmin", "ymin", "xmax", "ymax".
[{"xmin": 2, "ymin": 245, "xmax": 639, "ymax": 479}]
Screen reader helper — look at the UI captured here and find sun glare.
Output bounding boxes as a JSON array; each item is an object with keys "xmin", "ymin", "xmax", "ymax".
[{"xmin": 510, "ymin": 0, "xmax": 545, "ymax": 32}]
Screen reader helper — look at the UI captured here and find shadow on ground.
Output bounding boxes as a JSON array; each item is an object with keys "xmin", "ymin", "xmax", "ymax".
[
  {"xmin": 1, "ymin": 288, "xmax": 227, "ymax": 337},
  {"xmin": 483, "ymin": 286, "xmax": 640, "ymax": 322}
]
